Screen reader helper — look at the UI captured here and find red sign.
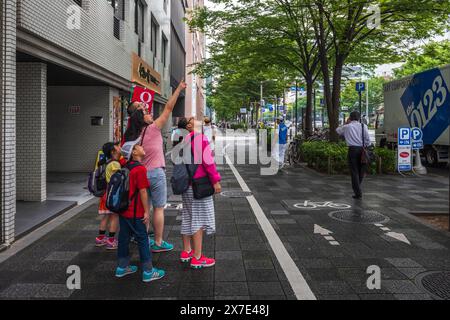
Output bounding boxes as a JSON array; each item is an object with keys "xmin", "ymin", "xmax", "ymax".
[
  {"xmin": 131, "ymin": 85, "xmax": 155, "ymax": 114},
  {"xmin": 400, "ymin": 152, "xmax": 410, "ymax": 158}
]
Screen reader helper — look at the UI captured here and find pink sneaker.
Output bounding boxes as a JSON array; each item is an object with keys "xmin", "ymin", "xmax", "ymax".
[
  {"xmin": 180, "ymin": 250, "xmax": 194, "ymax": 263},
  {"xmin": 95, "ymin": 235, "xmax": 107, "ymax": 247},
  {"xmin": 106, "ymin": 237, "xmax": 118, "ymax": 250},
  {"xmin": 190, "ymin": 255, "xmax": 216, "ymax": 269}
]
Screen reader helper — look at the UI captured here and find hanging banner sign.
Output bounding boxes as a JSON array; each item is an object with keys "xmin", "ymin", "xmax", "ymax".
[{"xmin": 131, "ymin": 85, "xmax": 155, "ymax": 114}]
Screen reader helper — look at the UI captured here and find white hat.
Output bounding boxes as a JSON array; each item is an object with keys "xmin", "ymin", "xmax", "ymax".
[{"xmin": 121, "ymin": 138, "xmax": 141, "ymax": 161}]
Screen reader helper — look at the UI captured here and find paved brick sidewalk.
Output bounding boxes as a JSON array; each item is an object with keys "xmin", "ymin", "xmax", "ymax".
[
  {"xmin": 0, "ymin": 164, "xmax": 295, "ymax": 300},
  {"xmin": 234, "ymin": 163, "xmax": 450, "ymax": 300}
]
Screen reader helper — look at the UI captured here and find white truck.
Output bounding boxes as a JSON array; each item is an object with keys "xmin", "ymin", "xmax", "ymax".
[{"xmin": 376, "ymin": 65, "xmax": 449, "ymax": 165}]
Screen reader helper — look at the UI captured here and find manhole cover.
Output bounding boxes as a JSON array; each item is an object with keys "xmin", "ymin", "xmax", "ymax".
[
  {"xmin": 221, "ymin": 191, "xmax": 253, "ymax": 198},
  {"xmin": 416, "ymin": 271, "xmax": 450, "ymax": 300},
  {"xmin": 329, "ymin": 210, "xmax": 390, "ymax": 224}
]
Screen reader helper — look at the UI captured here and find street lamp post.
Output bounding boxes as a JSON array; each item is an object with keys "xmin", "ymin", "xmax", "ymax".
[{"xmin": 295, "ymin": 81, "xmax": 298, "ymax": 136}]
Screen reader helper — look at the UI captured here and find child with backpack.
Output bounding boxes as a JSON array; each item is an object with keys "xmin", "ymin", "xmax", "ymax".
[
  {"xmin": 95, "ymin": 142, "xmax": 122, "ymax": 250},
  {"xmin": 115, "ymin": 139, "xmax": 165, "ymax": 282}
]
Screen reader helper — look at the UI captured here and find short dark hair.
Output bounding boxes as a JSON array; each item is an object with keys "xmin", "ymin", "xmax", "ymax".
[
  {"xmin": 350, "ymin": 111, "xmax": 361, "ymax": 121},
  {"xmin": 102, "ymin": 142, "xmax": 118, "ymax": 159},
  {"xmin": 178, "ymin": 117, "xmax": 188, "ymax": 129}
]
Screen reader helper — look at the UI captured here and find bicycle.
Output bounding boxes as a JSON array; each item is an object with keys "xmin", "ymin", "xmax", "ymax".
[{"xmin": 287, "ymin": 135, "xmax": 303, "ymax": 165}]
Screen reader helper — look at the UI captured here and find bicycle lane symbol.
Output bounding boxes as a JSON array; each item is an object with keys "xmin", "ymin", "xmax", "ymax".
[{"xmin": 293, "ymin": 200, "xmax": 352, "ymax": 210}]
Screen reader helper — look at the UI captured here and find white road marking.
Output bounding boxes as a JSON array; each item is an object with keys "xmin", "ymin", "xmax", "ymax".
[
  {"xmin": 329, "ymin": 241, "xmax": 340, "ymax": 246},
  {"xmin": 225, "ymin": 156, "xmax": 316, "ymax": 300},
  {"xmin": 314, "ymin": 224, "xmax": 333, "ymax": 236},
  {"xmin": 380, "ymin": 227, "xmax": 391, "ymax": 231},
  {"xmin": 324, "ymin": 236, "xmax": 335, "ymax": 241},
  {"xmin": 386, "ymin": 232, "xmax": 411, "ymax": 245}
]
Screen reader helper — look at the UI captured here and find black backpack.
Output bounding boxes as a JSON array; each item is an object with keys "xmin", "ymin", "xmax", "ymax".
[
  {"xmin": 87, "ymin": 154, "xmax": 110, "ymax": 197},
  {"xmin": 170, "ymin": 134, "xmax": 198, "ymax": 195},
  {"xmin": 105, "ymin": 162, "xmax": 142, "ymax": 214}
]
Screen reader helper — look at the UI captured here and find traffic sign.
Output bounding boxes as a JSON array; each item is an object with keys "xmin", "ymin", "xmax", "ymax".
[
  {"xmin": 398, "ymin": 127, "xmax": 411, "ymax": 146},
  {"xmin": 411, "ymin": 127, "xmax": 423, "ymax": 142},
  {"xmin": 412, "ymin": 141, "xmax": 424, "ymax": 150},
  {"xmin": 356, "ymin": 82, "xmax": 366, "ymax": 92}
]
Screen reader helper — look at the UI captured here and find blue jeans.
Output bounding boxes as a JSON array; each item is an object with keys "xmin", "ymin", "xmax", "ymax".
[{"xmin": 118, "ymin": 216, "xmax": 152, "ymax": 272}]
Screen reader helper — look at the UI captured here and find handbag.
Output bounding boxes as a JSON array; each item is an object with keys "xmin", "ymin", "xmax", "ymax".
[
  {"xmin": 186, "ymin": 136, "xmax": 215, "ymax": 199},
  {"xmin": 361, "ymin": 123, "xmax": 376, "ymax": 165}
]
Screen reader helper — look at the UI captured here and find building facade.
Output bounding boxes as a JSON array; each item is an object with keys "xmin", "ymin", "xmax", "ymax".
[
  {"xmin": 185, "ymin": 0, "xmax": 206, "ymax": 120},
  {"xmin": 0, "ymin": 0, "xmax": 183, "ymax": 248}
]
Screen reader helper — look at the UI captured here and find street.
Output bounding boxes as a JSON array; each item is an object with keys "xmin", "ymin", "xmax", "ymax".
[{"xmin": 0, "ymin": 134, "xmax": 448, "ymax": 300}]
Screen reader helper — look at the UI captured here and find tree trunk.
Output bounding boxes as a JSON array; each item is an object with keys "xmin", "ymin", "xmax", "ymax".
[
  {"xmin": 329, "ymin": 56, "xmax": 345, "ymax": 142},
  {"xmin": 305, "ymin": 78, "xmax": 314, "ymax": 137}
]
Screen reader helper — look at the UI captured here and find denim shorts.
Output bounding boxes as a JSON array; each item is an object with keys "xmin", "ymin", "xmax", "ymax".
[{"xmin": 147, "ymin": 168, "xmax": 167, "ymax": 208}]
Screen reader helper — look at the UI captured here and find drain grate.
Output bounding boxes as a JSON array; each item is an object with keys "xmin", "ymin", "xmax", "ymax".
[
  {"xmin": 329, "ymin": 210, "xmax": 390, "ymax": 224},
  {"xmin": 221, "ymin": 190, "xmax": 253, "ymax": 198},
  {"xmin": 416, "ymin": 271, "xmax": 450, "ymax": 300}
]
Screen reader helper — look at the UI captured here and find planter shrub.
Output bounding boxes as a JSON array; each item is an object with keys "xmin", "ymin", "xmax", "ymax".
[{"xmin": 299, "ymin": 141, "xmax": 396, "ymax": 175}]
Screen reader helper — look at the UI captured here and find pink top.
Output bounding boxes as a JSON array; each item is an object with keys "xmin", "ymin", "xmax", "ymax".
[
  {"xmin": 189, "ymin": 132, "xmax": 221, "ymax": 186},
  {"xmin": 141, "ymin": 123, "xmax": 166, "ymax": 171}
]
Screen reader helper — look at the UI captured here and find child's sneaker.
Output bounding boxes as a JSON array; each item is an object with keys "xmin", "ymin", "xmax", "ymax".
[
  {"xmin": 115, "ymin": 265, "xmax": 138, "ymax": 278},
  {"xmin": 95, "ymin": 235, "xmax": 107, "ymax": 247},
  {"xmin": 190, "ymin": 255, "xmax": 216, "ymax": 269},
  {"xmin": 180, "ymin": 250, "xmax": 194, "ymax": 263},
  {"xmin": 151, "ymin": 241, "xmax": 174, "ymax": 253},
  {"xmin": 143, "ymin": 267, "xmax": 165, "ymax": 283},
  {"xmin": 106, "ymin": 238, "xmax": 118, "ymax": 250}
]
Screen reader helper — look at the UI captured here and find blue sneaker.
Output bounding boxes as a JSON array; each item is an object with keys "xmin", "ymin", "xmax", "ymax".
[
  {"xmin": 143, "ymin": 267, "xmax": 165, "ymax": 283},
  {"xmin": 151, "ymin": 240, "xmax": 174, "ymax": 253},
  {"xmin": 115, "ymin": 265, "xmax": 138, "ymax": 278}
]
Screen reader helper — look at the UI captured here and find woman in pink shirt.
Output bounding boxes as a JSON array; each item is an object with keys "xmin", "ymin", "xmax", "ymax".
[
  {"xmin": 180, "ymin": 118, "xmax": 222, "ymax": 269},
  {"xmin": 124, "ymin": 81, "xmax": 187, "ymax": 253}
]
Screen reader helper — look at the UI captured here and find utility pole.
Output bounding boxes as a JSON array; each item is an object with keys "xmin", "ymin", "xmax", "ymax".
[
  {"xmin": 313, "ymin": 88, "xmax": 317, "ymax": 130},
  {"xmin": 295, "ymin": 81, "xmax": 298, "ymax": 136}
]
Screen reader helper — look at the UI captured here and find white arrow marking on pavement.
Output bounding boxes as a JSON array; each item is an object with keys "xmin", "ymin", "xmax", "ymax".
[
  {"xmin": 385, "ymin": 232, "xmax": 411, "ymax": 245},
  {"xmin": 314, "ymin": 224, "xmax": 333, "ymax": 236}
]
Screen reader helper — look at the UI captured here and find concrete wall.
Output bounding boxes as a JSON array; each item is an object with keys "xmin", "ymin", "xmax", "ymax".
[
  {"xmin": 1, "ymin": 0, "xmax": 17, "ymax": 245},
  {"xmin": 16, "ymin": 62, "xmax": 47, "ymax": 202},
  {"xmin": 47, "ymin": 86, "xmax": 117, "ymax": 173}
]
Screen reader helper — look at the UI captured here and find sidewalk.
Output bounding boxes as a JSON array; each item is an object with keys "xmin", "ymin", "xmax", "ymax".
[
  {"xmin": 234, "ymin": 162, "xmax": 450, "ymax": 300},
  {"xmin": 0, "ymin": 163, "xmax": 295, "ymax": 300}
]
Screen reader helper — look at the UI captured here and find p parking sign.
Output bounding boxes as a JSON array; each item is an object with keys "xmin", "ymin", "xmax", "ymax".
[{"xmin": 398, "ymin": 127, "xmax": 412, "ymax": 172}]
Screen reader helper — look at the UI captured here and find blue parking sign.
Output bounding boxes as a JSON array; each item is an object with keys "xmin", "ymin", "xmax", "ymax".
[
  {"xmin": 356, "ymin": 82, "xmax": 366, "ymax": 92},
  {"xmin": 398, "ymin": 127, "xmax": 411, "ymax": 146}
]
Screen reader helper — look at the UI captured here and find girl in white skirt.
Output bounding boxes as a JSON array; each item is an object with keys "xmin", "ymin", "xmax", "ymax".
[{"xmin": 180, "ymin": 118, "xmax": 222, "ymax": 269}]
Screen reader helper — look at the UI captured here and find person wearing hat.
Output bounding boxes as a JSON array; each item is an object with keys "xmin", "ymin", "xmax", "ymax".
[
  {"xmin": 275, "ymin": 116, "xmax": 288, "ymax": 170},
  {"xmin": 115, "ymin": 140, "xmax": 165, "ymax": 282}
]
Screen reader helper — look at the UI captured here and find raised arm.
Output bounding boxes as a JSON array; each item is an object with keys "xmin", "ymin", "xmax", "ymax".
[{"xmin": 154, "ymin": 80, "xmax": 187, "ymax": 129}]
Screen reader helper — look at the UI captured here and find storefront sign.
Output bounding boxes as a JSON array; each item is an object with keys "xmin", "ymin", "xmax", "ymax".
[{"xmin": 131, "ymin": 52, "xmax": 161, "ymax": 94}]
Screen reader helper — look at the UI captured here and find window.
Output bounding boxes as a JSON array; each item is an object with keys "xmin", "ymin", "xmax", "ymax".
[
  {"xmin": 108, "ymin": 0, "xmax": 124, "ymax": 20},
  {"xmin": 135, "ymin": 0, "xmax": 145, "ymax": 43},
  {"xmin": 162, "ymin": 34, "xmax": 168, "ymax": 67},
  {"xmin": 151, "ymin": 16, "xmax": 159, "ymax": 58},
  {"xmin": 108, "ymin": 0, "xmax": 124, "ymax": 40},
  {"xmin": 73, "ymin": 0, "xmax": 82, "ymax": 7}
]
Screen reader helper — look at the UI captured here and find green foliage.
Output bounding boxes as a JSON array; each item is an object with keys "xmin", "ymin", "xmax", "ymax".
[
  {"xmin": 341, "ymin": 77, "xmax": 387, "ymax": 115},
  {"xmin": 394, "ymin": 40, "xmax": 450, "ymax": 78},
  {"xmin": 299, "ymin": 141, "xmax": 396, "ymax": 175}
]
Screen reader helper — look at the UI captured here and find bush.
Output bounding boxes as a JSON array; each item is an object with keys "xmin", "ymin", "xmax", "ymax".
[
  {"xmin": 299, "ymin": 141, "xmax": 396, "ymax": 175},
  {"xmin": 231, "ymin": 123, "xmax": 248, "ymax": 131}
]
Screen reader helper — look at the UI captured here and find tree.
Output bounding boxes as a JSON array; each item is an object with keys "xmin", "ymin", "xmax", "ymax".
[
  {"xmin": 308, "ymin": 0, "xmax": 450, "ymax": 141},
  {"xmin": 394, "ymin": 40, "xmax": 450, "ymax": 78}
]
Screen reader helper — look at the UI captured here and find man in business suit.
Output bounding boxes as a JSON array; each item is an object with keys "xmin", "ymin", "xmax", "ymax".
[{"xmin": 336, "ymin": 111, "xmax": 371, "ymax": 199}]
